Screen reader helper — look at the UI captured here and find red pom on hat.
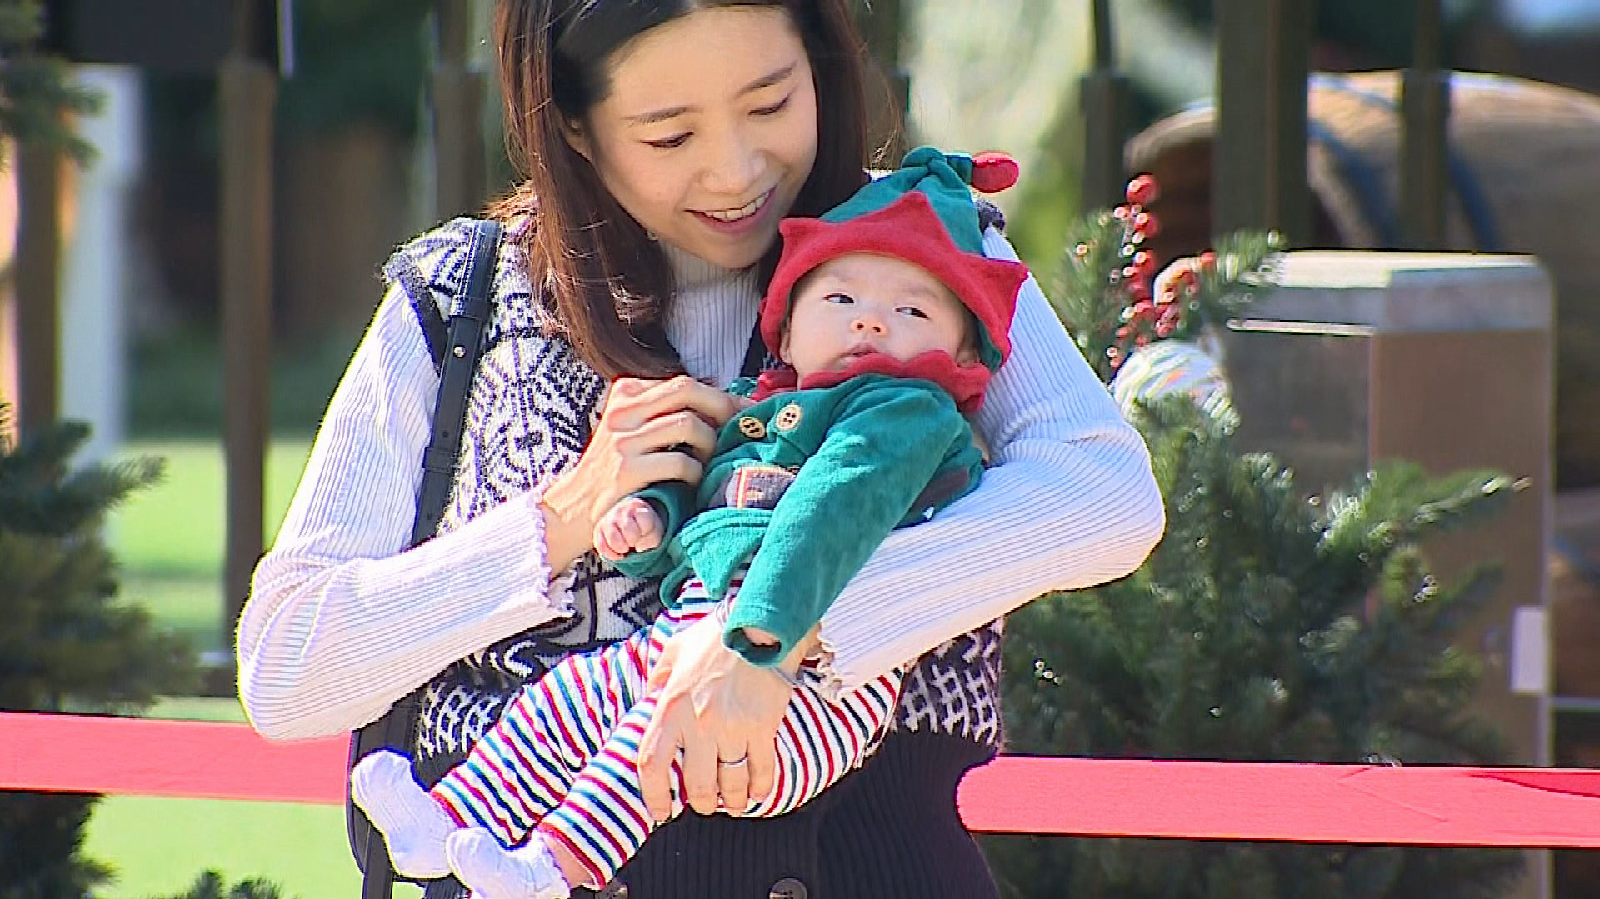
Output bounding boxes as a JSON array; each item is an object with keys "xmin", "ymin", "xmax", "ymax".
[{"xmin": 971, "ymin": 152, "xmax": 1020, "ymax": 194}]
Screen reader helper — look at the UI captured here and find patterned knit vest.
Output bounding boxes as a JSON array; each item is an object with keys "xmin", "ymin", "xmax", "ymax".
[{"xmin": 381, "ymin": 218, "xmax": 1004, "ymax": 787}]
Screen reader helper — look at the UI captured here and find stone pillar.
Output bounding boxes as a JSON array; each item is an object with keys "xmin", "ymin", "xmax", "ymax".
[{"xmin": 1221, "ymin": 251, "xmax": 1553, "ymax": 898}]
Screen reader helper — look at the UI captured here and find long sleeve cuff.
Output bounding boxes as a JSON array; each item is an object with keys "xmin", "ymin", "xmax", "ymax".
[{"xmin": 239, "ymin": 484, "xmax": 572, "ymax": 740}]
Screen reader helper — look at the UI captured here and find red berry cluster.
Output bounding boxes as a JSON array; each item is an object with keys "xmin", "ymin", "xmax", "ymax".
[{"xmin": 1101, "ymin": 175, "xmax": 1217, "ymax": 370}]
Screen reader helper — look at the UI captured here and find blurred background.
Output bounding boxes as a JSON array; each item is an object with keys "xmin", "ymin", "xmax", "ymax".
[{"xmin": 4, "ymin": 0, "xmax": 1600, "ymax": 897}]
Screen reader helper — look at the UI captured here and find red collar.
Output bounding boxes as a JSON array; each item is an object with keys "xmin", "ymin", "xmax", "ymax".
[{"xmin": 751, "ymin": 351, "xmax": 992, "ymax": 413}]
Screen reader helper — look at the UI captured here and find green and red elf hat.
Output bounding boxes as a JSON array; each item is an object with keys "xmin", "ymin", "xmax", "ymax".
[{"xmin": 758, "ymin": 146, "xmax": 1030, "ymax": 406}]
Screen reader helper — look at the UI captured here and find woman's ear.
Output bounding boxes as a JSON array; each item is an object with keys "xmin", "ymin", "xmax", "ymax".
[{"xmin": 562, "ymin": 117, "xmax": 593, "ymax": 162}]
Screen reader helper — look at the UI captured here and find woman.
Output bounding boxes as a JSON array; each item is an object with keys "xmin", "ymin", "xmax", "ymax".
[{"xmin": 237, "ymin": 1, "xmax": 1164, "ymax": 897}]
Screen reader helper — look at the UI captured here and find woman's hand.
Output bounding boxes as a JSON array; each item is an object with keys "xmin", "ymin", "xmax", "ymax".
[
  {"xmin": 541, "ymin": 376, "xmax": 745, "ymax": 573},
  {"xmin": 636, "ymin": 613, "xmax": 793, "ymax": 820}
]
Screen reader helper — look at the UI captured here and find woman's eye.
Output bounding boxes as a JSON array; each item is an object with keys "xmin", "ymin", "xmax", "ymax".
[
  {"xmin": 645, "ymin": 133, "xmax": 691, "ymax": 150},
  {"xmin": 752, "ymin": 94, "xmax": 792, "ymax": 117},
  {"xmin": 824, "ymin": 292, "xmax": 855, "ymax": 305}
]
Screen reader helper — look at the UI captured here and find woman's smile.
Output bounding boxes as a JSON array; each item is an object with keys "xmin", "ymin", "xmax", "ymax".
[{"xmin": 692, "ymin": 187, "xmax": 778, "ymax": 235}]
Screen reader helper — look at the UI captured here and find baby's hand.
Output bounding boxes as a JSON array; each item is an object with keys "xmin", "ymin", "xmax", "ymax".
[{"xmin": 595, "ymin": 497, "xmax": 664, "ymax": 561}]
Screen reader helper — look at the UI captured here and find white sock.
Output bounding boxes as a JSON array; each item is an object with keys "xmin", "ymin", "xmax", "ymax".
[
  {"xmin": 446, "ymin": 827, "xmax": 572, "ymax": 899},
  {"xmin": 349, "ymin": 751, "xmax": 454, "ymax": 878}
]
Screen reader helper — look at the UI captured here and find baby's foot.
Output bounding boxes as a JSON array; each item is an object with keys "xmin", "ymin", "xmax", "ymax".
[
  {"xmin": 446, "ymin": 828, "xmax": 572, "ymax": 899},
  {"xmin": 350, "ymin": 751, "xmax": 454, "ymax": 878}
]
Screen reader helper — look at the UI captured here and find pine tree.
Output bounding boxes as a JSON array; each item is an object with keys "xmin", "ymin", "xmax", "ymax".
[
  {"xmin": 0, "ymin": 0, "xmax": 100, "ymax": 167},
  {"xmin": 153, "ymin": 871, "xmax": 288, "ymax": 899},
  {"xmin": 0, "ymin": 405, "xmax": 197, "ymax": 897},
  {"xmin": 983, "ymin": 180, "xmax": 1525, "ymax": 899}
]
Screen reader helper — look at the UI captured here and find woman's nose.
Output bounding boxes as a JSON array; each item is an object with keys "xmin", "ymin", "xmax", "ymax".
[{"xmin": 701, "ymin": 129, "xmax": 763, "ymax": 196}]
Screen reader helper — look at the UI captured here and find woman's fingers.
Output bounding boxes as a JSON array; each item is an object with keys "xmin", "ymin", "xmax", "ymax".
[
  {"xmin": 622, "ymin": 408, "xmax": 719, "ymax": 464},
  {"xmin": 716, "ymin": 746, "xmax": 752, "ymax": 814},
  {"xmin": 679, "ymin": 717, "xmax": 721, "ymax": 816},
  {"xmin": 637, "ymin": 702, "xmax": 683, "ymax": 822},
  {"xmin": 633, "ymin": 451, "xmax": 704, "ymax": 493},
  {"xmin": 608, "ymin": 376, "xmax": 744, "ymax": 432},
  {"xmin": 744, "ymin": 738, "xmax": 777, "ymax": 808}
]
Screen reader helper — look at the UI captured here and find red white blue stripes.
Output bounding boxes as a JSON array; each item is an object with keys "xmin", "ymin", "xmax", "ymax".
[{"xmin": 431, "ymin": 583, "xmax": 901, "ymax": 885}]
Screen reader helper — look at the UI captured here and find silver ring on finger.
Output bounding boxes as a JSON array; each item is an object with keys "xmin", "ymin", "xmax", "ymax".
[{"xmin": 717, "ymin": 754, "xmax": 749, "ymax": 768}]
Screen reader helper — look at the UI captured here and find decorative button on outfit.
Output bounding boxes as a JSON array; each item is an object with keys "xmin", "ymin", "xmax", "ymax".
[
  {"xmin": 768, "ymin": 877, "xmax": 808, "ymax": 899},
  {"xmin": 773, "ymin": 402, "xmax": 804, "ymax": 432},
  {"xmin": 738, "ymin": 415, "xmax": 768, "ymax": 440}
]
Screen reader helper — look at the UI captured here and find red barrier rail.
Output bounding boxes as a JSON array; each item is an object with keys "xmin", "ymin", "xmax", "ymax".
[{"xmin": 3, "ymin": 712, "xmax": 1599, "ymax": 846}]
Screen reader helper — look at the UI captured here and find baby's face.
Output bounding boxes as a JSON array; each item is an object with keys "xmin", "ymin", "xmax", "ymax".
[{"xmin": 780, "ymin": 253, "xmax": 974, "ymax": 378}]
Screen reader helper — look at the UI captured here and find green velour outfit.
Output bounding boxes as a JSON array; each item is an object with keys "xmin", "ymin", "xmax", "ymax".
[{"xmin": 616, "ymin": 370, "xmax": 986, "ymax": 665}]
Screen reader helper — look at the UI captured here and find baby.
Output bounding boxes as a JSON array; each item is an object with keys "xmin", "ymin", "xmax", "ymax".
[{"xmin": 350, "ymin": 146, "xmax": 1029, "ymax": 899}]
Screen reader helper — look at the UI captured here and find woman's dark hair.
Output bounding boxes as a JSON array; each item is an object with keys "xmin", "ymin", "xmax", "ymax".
[{"xmin": 489, "ymin": 0, "xmax": 872, "ymax": 379}]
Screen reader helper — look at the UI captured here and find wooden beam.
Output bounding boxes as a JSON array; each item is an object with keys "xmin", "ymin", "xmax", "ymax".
[
  {"xmin": 1400, "ymin": 0, "xmax": 1450, "ymax": 250},
  {"xmin": 9, "ymin": 140, "xmax": 63, "ymax": 436},
  {"xmin": 1213, "ymin": 0, "xmax": 1312, "ymax": 245},
  {"xmin": 1080, "ymin": 0, "xmax": 1131, "ymax": 212},
  {"xmin": 432, "ymin": 0, "xmax": 487, "ymax": 219},
  {"xmin": 219, "ymin": 51, "xmax": 275, "ymax": 649}
]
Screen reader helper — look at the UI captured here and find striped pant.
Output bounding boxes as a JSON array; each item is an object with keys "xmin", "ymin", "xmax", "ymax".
[{"xmin": 430, "ymin": 583, "xmax": 903, "ymax": 888}]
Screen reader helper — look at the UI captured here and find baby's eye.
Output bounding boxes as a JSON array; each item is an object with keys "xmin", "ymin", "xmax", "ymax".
[
  {"xmin": 824, "ymin": 292, "xmax": 855, "ymax": 305},
  {"xmin": 896, "ymin": 305, "xmax": 930, "ymax": 319}
]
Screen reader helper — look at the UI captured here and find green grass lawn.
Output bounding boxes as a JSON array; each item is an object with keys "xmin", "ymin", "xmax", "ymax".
[
  {"xmin": 108, "ymin": 439, "xmax": 313, "ymax": 654},
  {"xmin": 84, "ymin": 437, "xmax": 385, "ymax": 899}
]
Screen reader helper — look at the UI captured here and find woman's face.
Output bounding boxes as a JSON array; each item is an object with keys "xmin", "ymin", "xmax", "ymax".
[{"xmin": 567, "ymin": 6, "xmax": 820, "ymax": 271}]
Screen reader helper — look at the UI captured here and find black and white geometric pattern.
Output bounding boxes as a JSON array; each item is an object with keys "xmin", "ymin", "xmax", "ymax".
[
  {"xmin": 386, "ymin": 218, "xmax": 1004, "ymax": 776},
  {"xmin": 894, "ymin": 622, "xmax": 1004, "ymax": 746}
]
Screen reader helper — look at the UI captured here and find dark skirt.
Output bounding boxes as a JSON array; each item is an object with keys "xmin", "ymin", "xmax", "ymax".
[
  {"xmin": 590, "ymin": 729, "xmax": 1000, "ymax": 899},
  {"xmin": 419, "ymin": 725, "xmax": 999, "ymax": 899}
]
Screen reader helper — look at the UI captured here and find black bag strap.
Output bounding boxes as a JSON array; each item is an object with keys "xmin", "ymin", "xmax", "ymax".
[{"xmin": 349, "ymin": 219, "xmax": 503, "ymax": 899}]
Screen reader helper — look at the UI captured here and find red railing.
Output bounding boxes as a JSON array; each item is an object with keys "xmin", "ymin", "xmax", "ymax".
[{"xmin": 4, "ymin": 711, "xmax": 1600, "ymax": 845}]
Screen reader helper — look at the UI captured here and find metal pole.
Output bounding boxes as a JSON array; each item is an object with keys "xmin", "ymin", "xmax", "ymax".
[
  {"xmin": 1400, "ymin": 0, "xmax": 1450, "ymax": 250},
  {"xmin": 1213, "ymin": 0, "xmax": 1312, "ymax": 245},
  {"xmin": 433, "ymin": 0, "xmax": 488, "ymax": 219},
  {"xmin": 220, "ymin": 0, "xmax": 275, "ymax": 660},
  {"xmin": 1080, "ymin": 0, "xmax": 1131, "ymax": 212}
]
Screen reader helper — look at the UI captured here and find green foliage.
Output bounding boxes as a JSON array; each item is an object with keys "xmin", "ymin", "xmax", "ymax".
[
  {"xmin": 987, "ymin": 189, "xmax": 1522, "ymax": 898},
  {"xmin": 145, "ymin": 0, "xmax": 433, "ymax": 173},
  {"xmin": 0, "ymin": 404, "xmax": 197, "ymax": 898},
  {"xmin": 988, "ymin": 398, "xmax": 1525, "ymax": 899},
  {"xmin": 1049, "ymin": 197, "xmax": 1281, "ymax": 383},
  {"xmin": 152, "ymin": 871, "xmax": 289, "ymax": 899},
  {"xmin": 0, "ymin": 0, "xmax": 101, "ymax": 165},
  {"xmin": 0, "ymin": 794, "xmax": 110, "ymax": 899},
  {"xmin": 276, "ymin": 0, "xmax": 434, "ymax": 140}
]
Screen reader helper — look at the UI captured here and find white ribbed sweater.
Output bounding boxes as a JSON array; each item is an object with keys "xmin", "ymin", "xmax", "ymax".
[{"xmin": 237, "ymin": 224, "xmax": 1165, "ymax": 741}]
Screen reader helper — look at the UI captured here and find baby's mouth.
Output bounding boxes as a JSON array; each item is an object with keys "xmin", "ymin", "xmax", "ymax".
[{"xmin": 839, "ymin": 343, "xmax": 882, "ymax": 364}]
